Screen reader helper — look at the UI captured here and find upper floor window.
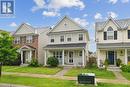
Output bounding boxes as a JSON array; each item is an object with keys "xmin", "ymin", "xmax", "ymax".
[
  {"xmin": 60, "ymin": 36, "xmax": 64, "ymax": 42},
  {"xmin": 14, "ymin": 37, "xmax": 20, "ymax": 44},
  {"xmin": 104, "ymin": 27, "xmax": 117, "ymax": 40},
  {"xmin": 107, "ymin": 27, "xmax": 114, "ymax": 40},
  {"xmin": 26, "ymin": 35, "xmax": 33, "ymax": 43},
  {"xmin": 51, "ymin": 38, "xmax": 54, "ymax": 43},
  {"xmin": 128, "ymin": 30, "xmax": 130, "ymax": 39},
  {"xmin": 79, "ymin": 34, "xmax": 83, "ymax": 41},
  {"xmin": 67, "ymin": 35, "xmax": 71, "ymax": 42}
]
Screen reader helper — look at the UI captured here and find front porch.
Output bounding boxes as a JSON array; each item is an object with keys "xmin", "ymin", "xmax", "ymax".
[
  {"xmin": 97, "ymin": 48, "xmax": 130, "ymax": 67},
  {"xmin": 44, "ymin": 49, "xmax": 86, "ymax": 67},
  {"xmin": 19, "ymin": 45, "xmax": 37, "ymax": 64}
]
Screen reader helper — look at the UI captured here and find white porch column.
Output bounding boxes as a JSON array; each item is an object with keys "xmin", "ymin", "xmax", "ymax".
[
  {"xmin": 29, "ymin": 50, "xmax": 32, "ymax": 62},
  {"xmin": 21, "ymin": 51, "xmax": 23, "ymax": 64},
  {"xmin": 125, "ymin": 49, "xmax": 128, "ymax": 65},
  {"xmin": 82, "ymin": 49, "xmax": 85, "ymax": 67},
  {"xmin": 44, "ymin": 50, "xmax": 47, "ymax": 66},
  {"xmin": 97, "ymin": 49, "xmax": 100, "ymax": 67},
  {"xmin": 62, "ymin": 50, "xmax": 64, "ymax": 66}
]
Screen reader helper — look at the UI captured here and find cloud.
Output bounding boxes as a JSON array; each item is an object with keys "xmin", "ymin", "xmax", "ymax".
[
  {"xmin": 9, "ymin": 22, "xmax": 17, "ymax": 27},
  {"xmin": 74, "ymin": 18, "xmax": 89, "ymax": 27},
  {"xmin": 42, "ymin": 11, "xmax": 60, "ymax": 17},
  {"xmin": 83, "ymin": 14, "xmax": 88, "ymax": 17},
  {"xmin": 32, "ymin": 0, "xmax": 85, "ymax": 17},
  {"xmin": 94, "ymin": 13, "xmax": 103, "ymax": 20},
  {"xmin": 107, "ymin": 11, "xmax": 118, "ymax": 18},
  {"xmin": 121, "ymin": 0, "xmax": 129, "ymax": 3},
  {"xmin": 32, "ymin": 0, "xmax": 46, "ymax": 12},
  {"xmin": 48, "ymin": 0, "xmax": 85, "ymax": 11},
  {"xmin": 108, "ymin": 0, "xmax": 118, "ymax": 4}
]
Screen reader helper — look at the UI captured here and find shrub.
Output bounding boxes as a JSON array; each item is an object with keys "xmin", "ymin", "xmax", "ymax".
[
  {"xmin": 47, "ymin": 57, "xmax": 59, "ymax": 67},
  {"xmin": 86, "ymin": 57, "xmax": 97, "ymax": 68},
  {"xmin": 121, "ymin": 64, "xmax": 130, "ymax": 72},
  {"xmin": 28, "ymin": 58, "xmax": 40, "ymax": 67},
  {"xmin": 104, "ymin": 58, "xmax": 109, "ymax": 70},
  {"xmin": 116, "ymin": 59, "xmax": 122, "ymax": 67}
]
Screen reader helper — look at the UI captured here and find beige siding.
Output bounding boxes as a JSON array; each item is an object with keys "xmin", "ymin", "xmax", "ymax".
[{"xmin": 51, "ymin": 18, "xmax": 81, "ymax": 32}]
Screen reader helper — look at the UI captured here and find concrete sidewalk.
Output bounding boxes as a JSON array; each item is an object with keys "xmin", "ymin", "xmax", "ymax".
[{"xmin": 0, "ymin": 83, "xmax": 31, "ymax": 87}]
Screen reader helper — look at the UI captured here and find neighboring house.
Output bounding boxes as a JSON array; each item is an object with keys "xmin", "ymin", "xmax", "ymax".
[
  {"xmin": 44, "ymin": 16, "xmax": 89, "ymax": 67},
  {"xmin": 95, "ymin": 17, "xmax": 130, "ymax": 67},
  {"xmin": 13, "ymin": 23, "xmax": 49, "ymax": 64}
]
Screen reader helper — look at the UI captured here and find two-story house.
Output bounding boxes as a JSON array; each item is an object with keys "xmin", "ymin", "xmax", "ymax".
[
  {"xmin": 96, "ymin": 17, "xmax": 130, "ymax": 67},
  {"xmin": 13, "ymin": 23, "xmax": 49, "ymax": 64},
  {"xmin": 44, "ymin": 16, "xmax": 89, "ymax": 67}
]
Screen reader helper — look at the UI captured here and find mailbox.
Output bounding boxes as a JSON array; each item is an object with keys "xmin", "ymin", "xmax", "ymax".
[{"xmin": 78, "ymin": 73, "xmax": 95, "ymax": 84}]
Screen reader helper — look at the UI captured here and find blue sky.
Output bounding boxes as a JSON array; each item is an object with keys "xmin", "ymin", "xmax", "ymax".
[{"xmin": 0, "ymin": 0, "xmax": 130, "ymax": 52}]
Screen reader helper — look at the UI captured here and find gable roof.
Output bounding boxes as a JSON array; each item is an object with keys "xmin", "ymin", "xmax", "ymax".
[
  {"xmin": 95, "ymin": 17, "xmax": 130, "ymax": 31},
  {"xmin": 48, "ymin": 16, "xmax": 86, "ymax": 33},
  {"xmin": 13, "ymin": 23, "xmax": 35, "ymax": 35}
]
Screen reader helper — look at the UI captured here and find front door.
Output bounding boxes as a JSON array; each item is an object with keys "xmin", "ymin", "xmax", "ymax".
[
  {"xmin": 108, "ymin": 51, "xmax": 114, "ymax": 65},
  {"xmin": 69, "ymin": 51, "xmax": 73, "ymax": 64}
]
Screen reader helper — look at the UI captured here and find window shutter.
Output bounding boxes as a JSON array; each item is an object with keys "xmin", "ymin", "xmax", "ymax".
[
  {"xmin": 128, "ymin": 30, "xmax": 130, "ymax": 39},
  {"xmin": 114, "ymin": 31, "xmax": 117, "ymax": 40},
  {"xmin": 104, "ymin": 32, "xmax": 107, "ymax": 40}
]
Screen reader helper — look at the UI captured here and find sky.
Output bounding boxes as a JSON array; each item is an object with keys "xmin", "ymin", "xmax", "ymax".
[{"xmin": 0, "ymin": 0, "xmax": 130, "ymax": 52}]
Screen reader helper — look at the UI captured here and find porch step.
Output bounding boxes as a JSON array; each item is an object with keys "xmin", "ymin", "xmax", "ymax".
[
  {"xmin": 20, "ymin": 64, "xmax": 29, "ymax": 67},
  {"xmin": 107, "ymin": 66, "xmax": 121, "ymax": 72}
]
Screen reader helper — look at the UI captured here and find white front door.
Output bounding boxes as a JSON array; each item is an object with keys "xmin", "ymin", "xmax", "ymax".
[{"xmin": 68, "ymin": 51, "xmax": 73, "ymax": 64}]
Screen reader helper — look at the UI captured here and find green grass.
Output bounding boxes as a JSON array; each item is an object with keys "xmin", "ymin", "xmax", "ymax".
[
  {"xmin": 2, "ymin": 66, "xmax": 62, "ymax": 75},
  {"xmin": 121, "ymin": 72, "xmax": 130, "ymax": 80},
  {"xmin": 0, "ymin": 75, "xmax": 129, "ymax": 87},
  {"xmin": 65, "ymin": 68, "xmax": 115, "ymax": 79}
]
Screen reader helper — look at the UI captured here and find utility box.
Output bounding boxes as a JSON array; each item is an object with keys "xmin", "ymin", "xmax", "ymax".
[{"xmin": 78, "ymin": 73, "xmax": 95, "ymax": 84}]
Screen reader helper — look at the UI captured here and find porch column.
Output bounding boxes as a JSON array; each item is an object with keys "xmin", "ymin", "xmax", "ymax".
[
  {"xmin": 125, "ymin": 49, "xmax": 128, "ymax": 65},
  {"xmin": 62, "ymin": 50, "xmax": 64, "ymax": 66},
  {"xmin": 21, "ymin": 51, "xmax": 23, "ymax": 64},
  {"xmin": 44, "ymin": 50, "xmax": 47, "ymax": 66},
  {"xmin": 29, "ymin": 50, "xmax": 32, "ymax": 62},
  {"xmin": 97, "ymin": 49, "xmax": 100, "ymax": 67},
  {"xmin": 82, "ymin": 49, "xmax": 85, "ymax": 67}
]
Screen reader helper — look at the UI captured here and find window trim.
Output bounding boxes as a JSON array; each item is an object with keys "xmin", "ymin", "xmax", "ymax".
[
  {"xmin": 79, "ymin": 33, "xmax": 83, "ymax": 41},
  {"xmin": 26, "ymin": 35, "xmax": 33, "ymax": 43},
  {"xmin": 60, "ymin": 35, "xmax": 64, "ymax": 42}
]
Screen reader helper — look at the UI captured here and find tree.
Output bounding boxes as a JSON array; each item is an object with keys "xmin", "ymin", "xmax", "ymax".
[{"xmin": 0, "ymin": 31, "xmax": 18, "ymax": 65}]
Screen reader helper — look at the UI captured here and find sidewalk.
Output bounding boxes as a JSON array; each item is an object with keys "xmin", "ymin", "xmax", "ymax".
[
  {"xmin": 3, "ymin": 72, "xmax": 130, "ymax": 85},
  {"xmin": 0, "ymin": 83, "xmax": 31, "ymax": 87}
]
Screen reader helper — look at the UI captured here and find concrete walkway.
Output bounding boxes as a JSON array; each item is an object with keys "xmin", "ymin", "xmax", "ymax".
[
  {"xmin": 2, "ymin": 72, "xmax": 130, "ymax": 85},
  {"xmin": 0, "ymin": 83, "xmax": 31, "ymax": 87},
  {"xmin": 55, "ymin": 66, "xmax": 72, "ymax": 76}
]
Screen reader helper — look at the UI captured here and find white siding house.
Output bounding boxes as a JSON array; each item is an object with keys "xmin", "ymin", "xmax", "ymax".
[
  {"xmin": 44, "ymin": 16, "xmax": 89, "ymax": 67},
  {"xmin": 96, "ymin": 17, "xmax": 130, "ymax": 67}
]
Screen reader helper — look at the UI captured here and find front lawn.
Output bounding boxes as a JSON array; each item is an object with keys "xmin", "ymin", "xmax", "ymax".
[
  {"xmin": 2, "ymin": 66, "xmax": 62, "ymax": 75},
  {"xmin": 121, "ymin": 72, "xmax": 130, "ymax": 80},
  {"xmin": 0, "ymin": 75, "xmax": 129, "ymax": 87},
  {"xmin": 65, "ymin": 68, "xmax": 115, "ymax": 79}
]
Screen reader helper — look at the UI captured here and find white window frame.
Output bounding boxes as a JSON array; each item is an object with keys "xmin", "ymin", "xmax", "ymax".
[
  {"xmin": 67, "ymin": 34, "xmax": 72, "ymax": 42},
  {"xmin": 79, "ymin": 33, "xmax": 83, "ymax": 41},
  {"xmin": 26, "ymin": 35, "xmax": 33, "ymax": 43},
  {"xmin": 50, "ymin": 36, "xmax": 55, "ymax": 43},
  {"xmin": 107, "ymin": 27, "xmax": 114, "ymax": 40},
  {"xmin": 14, "ymin": 37, "xmax": 20, "ymax": 44},
  {"xmin": 60, "ymin": 35, "xmax": 64, "ymax": 42}
]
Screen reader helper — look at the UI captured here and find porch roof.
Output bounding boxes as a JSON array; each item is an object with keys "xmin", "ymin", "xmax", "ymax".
[
  {"xmin": 44, "ymin": 43, "xmax": 86, "ymax": 49},
  {"xmin": 97, "ymin": 42, "xmax": 130, "ymax": 49},
  {"xmin": 20, "ymin": 45, "xmax": 36, "ymax": 50}
]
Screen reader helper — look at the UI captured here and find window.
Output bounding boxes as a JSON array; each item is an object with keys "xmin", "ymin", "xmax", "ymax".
[
  {"xmin": 26, "ymin": 35, "xmax": 33, "ymax": 43},
  {"xmin": 14, "ymin": 37, "xmax": 20, "ymax": 44},
  {"xmin": 53, "ymin": 51, "xmax": 62, "ymax": 59},
  {"xmin": 128, "ymin": 30, "xmax": 130, "ymax": 39},
  {"xmin": 67, "ymin": 38, "xmax": 71, "ymax": 42},
  {"xmin": 79, "ymin": 34, "xmax": 83, "ymax": 41},
  {"xmin": 107, "ymin": 27, "xmax": 114, "ymax": 40},
  {"xmin": 79, "ymin": 51, "xmax": 82, "ymax": 57},
  {"xmin": 60, "ymin": 36, "xmax": 64, "ymax": 42},
  {"xmin": 51, "ymin": 39, "xmax": 54, "ymax": 43}
]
